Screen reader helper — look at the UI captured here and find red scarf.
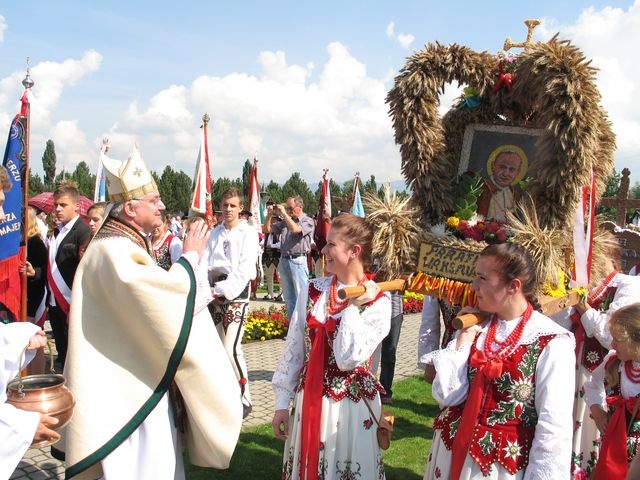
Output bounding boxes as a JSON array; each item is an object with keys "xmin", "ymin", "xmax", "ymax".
[
  {"xmin": 299, "ymin": 315, "xmax": 336, "ymax": 480},
  {"xmin": 594, "ymin": 395, "xmax": 639, "ymax": 480},
  {"xmin": 451, "ymin": 304, "xmax": 532, "ymax": 480}
]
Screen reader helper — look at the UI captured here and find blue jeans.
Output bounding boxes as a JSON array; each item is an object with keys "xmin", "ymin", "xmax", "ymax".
[{"xmin": 279, "ymin": 256, "xmax": 309, "ymax": 321}]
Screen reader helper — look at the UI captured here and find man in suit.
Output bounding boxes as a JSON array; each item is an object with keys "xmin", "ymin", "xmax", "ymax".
[{"xmin": 47, "ymin": 182, "xmax": 90, "ymax": 368}]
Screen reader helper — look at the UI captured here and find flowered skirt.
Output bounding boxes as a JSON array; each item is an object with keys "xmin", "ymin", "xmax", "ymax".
[
  {"xmin": 425, "ymin": 430, "xmax": 527, "ymax": 480},
  {"xmin": 571, "ymin": 361, "xmax": 602, "ymax": 479},
  {"xmin": 282, "ymin": 388, "xmax": 385, "ymax": 480}
]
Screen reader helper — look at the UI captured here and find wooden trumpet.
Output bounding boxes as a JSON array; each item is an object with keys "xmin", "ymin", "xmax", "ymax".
[
  {"xmin": 452, "ymin": 312, "xmax": 488, "ymax": 330},
  {"xmin": 451, "ymin": 291, "xmax": 582, "ymax": 329},
  {"xmin": 337, "ymin": 278, "xmax": 408, "ymax": 300}
]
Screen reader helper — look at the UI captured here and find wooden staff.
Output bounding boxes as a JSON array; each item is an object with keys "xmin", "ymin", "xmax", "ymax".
[
  {"xmin": 452, "ymin": 291, "xmax": 582, "ymax": 329},
  {"xmin": 337, "ymin": 278, "xmax": 408, "ymax": 300}
]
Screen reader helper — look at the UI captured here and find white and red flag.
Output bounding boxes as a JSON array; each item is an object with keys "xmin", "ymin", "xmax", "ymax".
[
  {"xmin": 190, "ymin": 115, "xmax": 215, "ymax": 227},
  {"xmin": 247, "ymin": 156, "xmax": 262, "ymax": 232},
  {"xmin": 314, "ymin": 169, "xmax": 332, "ymax": 251}
]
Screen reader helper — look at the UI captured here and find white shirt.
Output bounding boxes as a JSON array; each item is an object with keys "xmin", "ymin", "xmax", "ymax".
[
  {"xmin": 272, "ymin": 275, "xmax": 392, "ymax": 410},
  {"xmin": 584, "ymin": 350, "xmax": 640, "ymax": 410},
  {"xmin": 552, "ymin": 272, "xmax": 640, "ymax": 350},
  {"xmin": 205, "ymin": 220, "xmax": 259, "ymax": 300},
  {"xmin": 47, "ymin": 215, "xmax": 81, "ymax": 306},
  {"xmin": 1, "ymin": 322, "xmax": 40, "ymax": 480},
  {"xmin": 425, "ymin": 311, "xmax": 575, "ymax": 479}
]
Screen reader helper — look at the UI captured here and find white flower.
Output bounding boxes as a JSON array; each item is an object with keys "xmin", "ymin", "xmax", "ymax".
[
  {"xmin": 502, "ymin": 440, "xmax": 522, "ymax": 460},
  {"xmin": 511, "ymin": 378, "xmax": 534, "ymax": 405},
  {"xmin": 429, "ymin": 223, "xmax": 449, "ymax": 237}
]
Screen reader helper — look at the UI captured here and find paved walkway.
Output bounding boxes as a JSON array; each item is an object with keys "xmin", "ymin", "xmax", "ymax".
[{"xmin": 10, "ymin": 301, "xmax": 423, "ymax": 479}]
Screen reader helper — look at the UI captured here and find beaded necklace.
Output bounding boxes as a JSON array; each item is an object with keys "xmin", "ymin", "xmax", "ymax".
[
  {"xmin": 327, "ymin": 275, "xmax": 366, "ymax": 315},
  {"xmin": 624, "ymin": 361, "xmax": 640, "ymax": 384},
  {"xmin": 483, "ymin": 303, "xmax": 533, "ymax": 360}
]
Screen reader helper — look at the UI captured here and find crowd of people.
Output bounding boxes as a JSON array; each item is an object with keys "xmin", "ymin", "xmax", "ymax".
[{"xmin": 4, "ymin": 149, "xmax": 640, "ymax": 480}]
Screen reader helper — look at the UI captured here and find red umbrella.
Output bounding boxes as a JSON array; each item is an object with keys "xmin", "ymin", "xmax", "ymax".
[{"xmin": 28, "ymin": 192, "xmax": 94, "ymax": 217}]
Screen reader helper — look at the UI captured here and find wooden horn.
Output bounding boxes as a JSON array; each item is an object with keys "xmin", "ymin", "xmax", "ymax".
[
  {"xmin": 337, "ymin": 278, "xmax": 408, "ymax": 300},
  {"xmin": 452, "ymin": 312, "xmax": 487, "ymax": 330}
]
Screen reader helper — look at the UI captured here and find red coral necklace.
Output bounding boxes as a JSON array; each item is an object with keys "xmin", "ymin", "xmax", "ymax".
[
  {"xmin": 483, "ymin": 303, "xmax": 533, "ymax": 360},
  {"xmin": 327, "ymin": 275, "xmax": 366, "ymax": 315}
]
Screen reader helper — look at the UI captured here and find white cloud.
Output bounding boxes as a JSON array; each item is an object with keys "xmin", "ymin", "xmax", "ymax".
[
  {"xmin": 48, "ymin": 120, "xmax": 93, "ymax": 171},
  {"xmin": 0, "ymin": 50, "xmax": 103, "ymax": 174},
  {"xmin": 386, "ymin": 22, "xmax": 395, "ymax": 38},
  {"xmin": 0, "ymin": 15, "xmax": 6, "ymax": 42},
  {"xmin": 537, "ymin": 1, "xmax": 640, "ymax": 180},
  {"xmin": 109, "ymin": 42, "xmax": 398, "ymax": 184},
  {"xmin": 385, "ymin": 20, "xmax": 414, "ymax": 50},
  {"xmin": 397, "ymin": 33, "xmax": 415, "ymax": 49}
]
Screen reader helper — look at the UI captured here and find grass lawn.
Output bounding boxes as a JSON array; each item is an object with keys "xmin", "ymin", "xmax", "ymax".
[{"xmin": 185, "ymin": 375, "xmax": 438, "ymax": 479}]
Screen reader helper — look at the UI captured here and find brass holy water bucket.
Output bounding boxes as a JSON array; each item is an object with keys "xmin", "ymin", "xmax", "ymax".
[{"xmin": 6, "ymin": 341, "xmax": 75, "ymax": 447}]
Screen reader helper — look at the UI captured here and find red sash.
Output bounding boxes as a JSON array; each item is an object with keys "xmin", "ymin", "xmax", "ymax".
[
  {"xmin": 299, "ymin": 315, "xmax": 337, "ymax": 480},
  {"xmin": 46, "ymin": 265, "xmax": 70, "ymax": 315},
  {"xmin": 594, "ymin": 395, "xmax": 639, "ymax": 480},
  {"xmin": 451, "ymin": 348, "xmax": 504, "ymax": 480}
]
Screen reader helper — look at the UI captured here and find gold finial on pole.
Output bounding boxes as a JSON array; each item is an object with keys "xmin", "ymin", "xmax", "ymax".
[
  {"xmin": 503, "ymin": 19, "xmax": 541, "ymax": 51},
  {"xmin": 202, "ymin": 112, "xmax": 210, "ymax": 124}
]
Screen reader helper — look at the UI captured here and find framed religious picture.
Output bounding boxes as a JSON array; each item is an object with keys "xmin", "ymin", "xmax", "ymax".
[{"xmin": 458, "ymin": 124, "xmax": 543, "ymax": 221}]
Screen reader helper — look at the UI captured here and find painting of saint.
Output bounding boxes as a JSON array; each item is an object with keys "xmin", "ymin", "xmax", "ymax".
[{"xmin": 476, "ymin": 145, "xmax": 528, "ymax": 221}]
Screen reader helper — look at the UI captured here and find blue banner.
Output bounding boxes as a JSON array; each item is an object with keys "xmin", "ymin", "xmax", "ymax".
[
  {"xmin": 0, "ymin": 114, "xmax": 27, "ymax": 260},
  {"xmin": 351, "ymin": 184, "xmax": 365, "ymax": 218}
]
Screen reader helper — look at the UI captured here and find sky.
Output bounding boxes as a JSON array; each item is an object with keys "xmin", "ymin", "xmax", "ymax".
[{"xmin": 1, "ymin": 1, "xmax": 640, "ymax": 189}]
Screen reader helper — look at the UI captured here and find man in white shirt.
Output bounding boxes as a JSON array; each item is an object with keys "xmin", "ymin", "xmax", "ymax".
[
  {"xmin": 206, "ymin": 187, "xmax": 260, "ymax": 418},
  {"xmin": 46, "ymin": 182, "xmax": 90, "ymax": 368}
]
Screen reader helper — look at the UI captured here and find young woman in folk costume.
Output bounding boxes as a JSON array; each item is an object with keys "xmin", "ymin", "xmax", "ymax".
[
  {"xmin": 584, "ymin": 303, "xmax": 640, "ymax": 480},
  {"xmin": 152, "ymin": 213, "xmax": 183, "ymax": 270},
  {"xmin": 423, "ymin": 242, "xmax": 575, "ymax": 479},
  {"xmin": 551, "ymin": 232, "xmax": 640, "ymax": 479},
  {"xmin": 271, "ymin": 213, "xmax": 391, "ymax": 480}
]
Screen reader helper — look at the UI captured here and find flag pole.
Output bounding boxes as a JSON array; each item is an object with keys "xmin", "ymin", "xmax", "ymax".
[
  {"xmin": 351, "ymin": 171, "xmax": 359, "ymax": 209},
  {"xmin": 20, "ymin": 59, "xmax": 34, "ymax": 321}
]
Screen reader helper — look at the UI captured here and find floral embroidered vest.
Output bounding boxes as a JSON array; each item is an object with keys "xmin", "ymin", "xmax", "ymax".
[
  {"xmin": 295, "ymin": 281, "xmax": 385, "ymax": 402},
  {"xmin": 572, "ymin": 286, "xmax": 616, "ymax": 371},
  {"xmin": 154, "ymin": 233, "xmax": 175, "ymax": 271},
  {"xmin": 604, "ymin": 354, "xmax": 640, "ymax": 463},
  {"xmin": 434, "ymin": 334, "xmax": 554, "ymax": 475}
]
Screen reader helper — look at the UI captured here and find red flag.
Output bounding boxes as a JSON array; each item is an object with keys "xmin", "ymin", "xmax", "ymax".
[
  {"xmin": 247, "ymin": 156, "xmax": 262, "ymax": 232},
  {"xmin": 0, "ymin": 90, "xmax": 30, "ymax": 320},
  {"xmin": 190, "ymin": 115, "xmax": 215, "ymax": 227},
  {"xmin": 314, "ymin": 169, "xmax": 331, "ymax": 251}
]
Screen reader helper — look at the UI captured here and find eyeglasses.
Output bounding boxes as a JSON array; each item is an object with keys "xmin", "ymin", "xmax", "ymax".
[{"xmin": 133, "ymin": 196, "xmax": 163, "ymax": 207}]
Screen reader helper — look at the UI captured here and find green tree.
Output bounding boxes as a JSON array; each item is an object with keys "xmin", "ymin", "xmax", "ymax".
[
  {"xmin": 70, "ymin": 161, "xmax": 95, "ymax": 198},
  {"xmin": 172, "ymin": 170, "xmax": 193, "ymax": 214},
  {"xmin": 596, "ymin": 170, "xmax": 621, "ymax": 222},
  {"xmin": 28, "ymin": 172, "xmax": 45, "ymax": 197},
  {"xmin": 242, "ymin": 159, "xmax": 252, "ymax": 198},
  {"xmin": 156, "ymin": 166, "xmax": 178, "ymax": 213},
  {"xmin": 212, "ymin": 176, "xmax": 243, "ymax": 208},
  {"xmin": 281, "ymin": 172, "xmax": 314, "ymax": 214},
  {"xmin": 155, "ymin": 166, "xmax": 195, "ymax": 214},
  {"xmin": 363, "ymin": 174, "xmax": 378, "ymax": 197},
  {"xmin": 42, "ymin": 140, "xmax": 56, "ymax": 189},
  {"xmin": 263, "ymin": 180, "xmax": 284, "ymax": 205}
]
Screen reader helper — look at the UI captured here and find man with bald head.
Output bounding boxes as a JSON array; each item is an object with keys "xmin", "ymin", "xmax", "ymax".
[{"xmin": 61, "ymin": 144, "xmax": 242, "ymax": 480}]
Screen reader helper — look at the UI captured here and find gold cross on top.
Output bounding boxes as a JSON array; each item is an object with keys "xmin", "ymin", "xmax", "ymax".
[{"xmin": 503, "ymin": 19, "xmax": 540, "ymax": 52}]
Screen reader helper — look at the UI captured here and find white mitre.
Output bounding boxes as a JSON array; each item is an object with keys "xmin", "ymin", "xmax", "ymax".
[{"xmin": 102, "ymin": 143, "xmax": 157, "ymax": 202}]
